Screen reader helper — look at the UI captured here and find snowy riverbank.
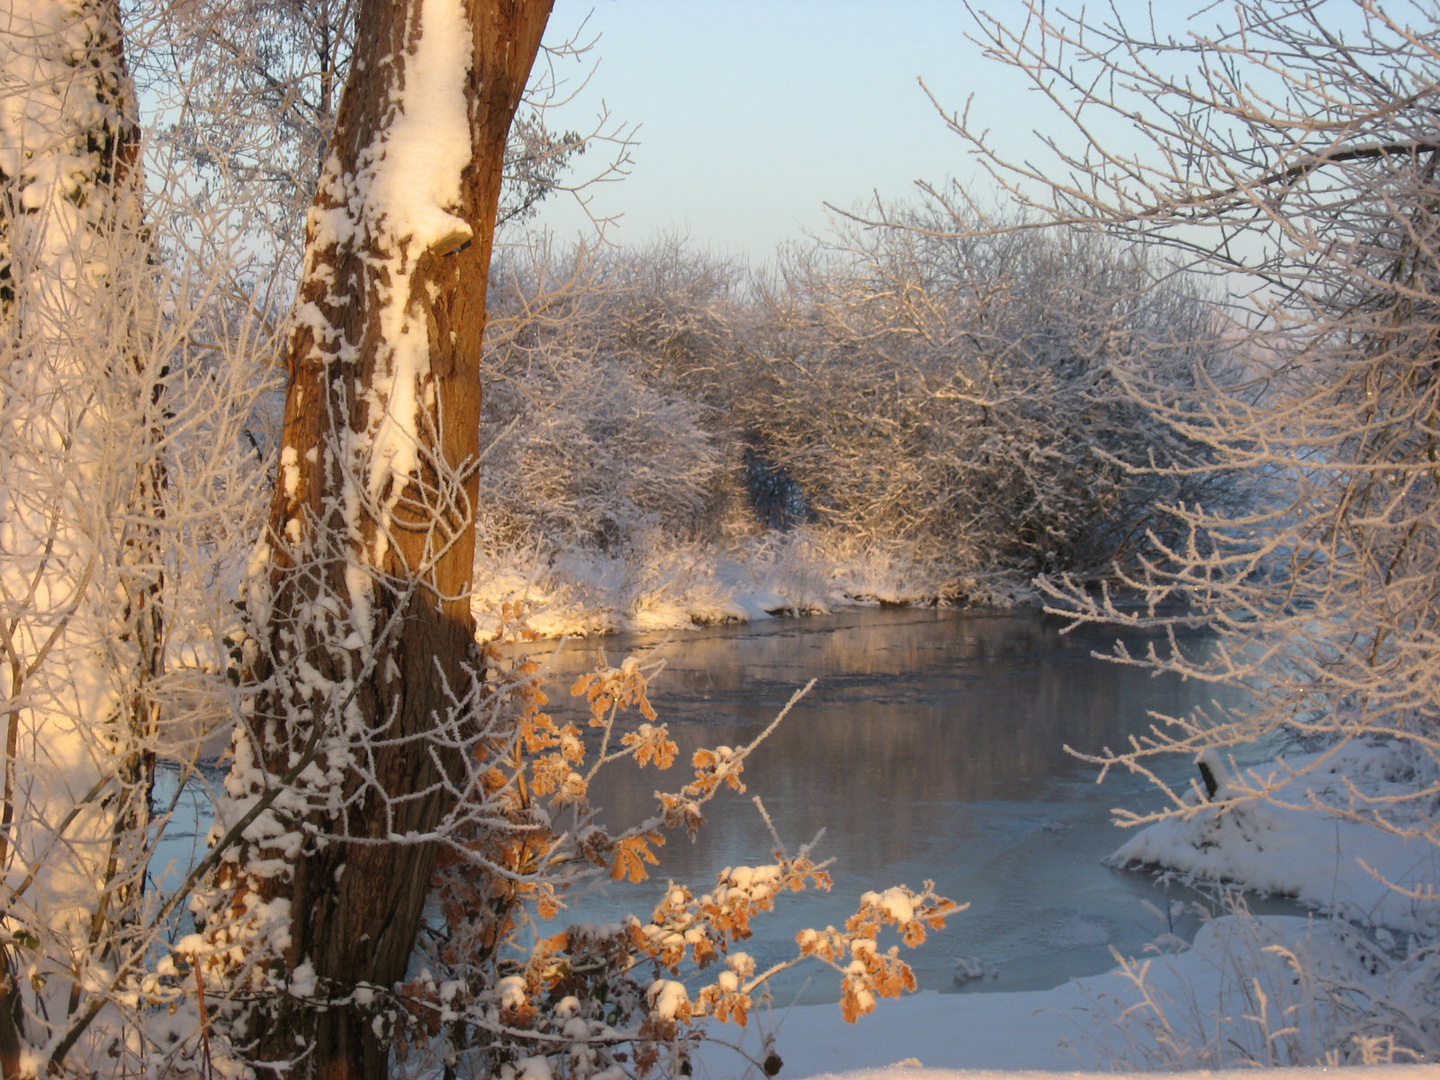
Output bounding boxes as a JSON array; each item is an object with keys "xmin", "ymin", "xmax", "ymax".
[{"xmin": 469, "ymin": 532, "xmax": 1031, "ymax": 640}]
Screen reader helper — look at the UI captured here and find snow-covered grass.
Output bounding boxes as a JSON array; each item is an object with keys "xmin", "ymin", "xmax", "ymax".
[{"xmin": 701, "ymin": 915, "xmax": 1419, "ymax": 1076}]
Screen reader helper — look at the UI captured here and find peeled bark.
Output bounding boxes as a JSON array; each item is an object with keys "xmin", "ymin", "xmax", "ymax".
[{"xmin": 214, "ymin": 3, "xmax": 553, "ymax": 1079}]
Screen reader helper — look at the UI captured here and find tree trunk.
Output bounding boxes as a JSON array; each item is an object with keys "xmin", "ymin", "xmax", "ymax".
[
  {"xmin": 213, "ymin": 3, "xmax": 552, "ymax": 1079},
  {"xmin": 0, "ymin": 0, "xmax": 161, "ymax": 1073}
]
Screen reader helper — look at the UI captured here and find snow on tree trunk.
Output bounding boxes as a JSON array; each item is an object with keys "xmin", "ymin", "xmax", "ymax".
[
  {"xmin": 205, "ymin": 2, "xmax": 552, "ymax": 1078},
  {"xmin": 0, "ymin": 0, "xmax": 164, "ymax": 1074}
]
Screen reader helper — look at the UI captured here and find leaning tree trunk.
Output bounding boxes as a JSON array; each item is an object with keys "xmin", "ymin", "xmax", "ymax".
[{"xmin": 209, "ymin": 2, "xmax": 552, "ymax": 1079}]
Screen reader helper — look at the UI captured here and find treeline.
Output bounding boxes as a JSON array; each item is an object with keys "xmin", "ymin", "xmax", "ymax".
[{"xmin": 474, "ymin": 211, "xmax": 1237, "ymax": 625}]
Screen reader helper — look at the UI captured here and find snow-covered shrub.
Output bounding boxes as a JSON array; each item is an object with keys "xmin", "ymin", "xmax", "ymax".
[
  {"xmin": 738, "ymin": 215, "xmax": 1233, "ymax": 591},
  {"xmin": 483, "ymin": 343, "xmax": 726, "ymax": 553},
  {"xmin": 476, "ymin": 241, "xmax": 749, "ymax": 628},
  {"xmin": 478, "ymin": 224, "xmax": 1232, "ymax": 619},
  {"xmin": 485, "ymin": 239, "xmax": 746, "ymax": 536}
]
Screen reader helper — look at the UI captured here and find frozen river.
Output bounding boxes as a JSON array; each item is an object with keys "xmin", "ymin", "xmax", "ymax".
[{"xmin": 531, "ymin": 606, "xmax": 1300, "ymax": 1004}]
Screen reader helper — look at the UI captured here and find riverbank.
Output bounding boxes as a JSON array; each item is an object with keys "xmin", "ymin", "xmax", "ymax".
[
  {"xmin": 469, "ymin": 531, "xmax": 1032, "ymax": 640},
  {"xmin": 706, "ymin": 913, "xmax": 1416, "ymax": 1074}
]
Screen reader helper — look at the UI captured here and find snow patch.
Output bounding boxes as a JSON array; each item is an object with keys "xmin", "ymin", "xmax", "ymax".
[
  {"xmin": 646, "ymin": 979, "xmax": 689, "ymax": 1021},
  {"xmin": 1109, "ymin": 741, "xmax": 1440, "ymax": 933},
  {"xmin": 361, "ymin": 0, "xmax": 473, "ymax": 254}
]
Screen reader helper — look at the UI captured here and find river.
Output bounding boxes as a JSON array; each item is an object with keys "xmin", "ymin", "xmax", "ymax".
[{"xmin": 526, "ymin": 605, "xmax": 1297, "ymax": 1005}]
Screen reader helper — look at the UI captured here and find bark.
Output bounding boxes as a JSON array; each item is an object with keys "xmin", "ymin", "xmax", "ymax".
[{"xmin": 220, "ymin": 3, "xmax": 553, "ymax": 1079}]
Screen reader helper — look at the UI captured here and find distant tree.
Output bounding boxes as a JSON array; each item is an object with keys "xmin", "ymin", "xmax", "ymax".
[{"xmin": 741, "ymin": 212, "xmax": 1231, "ymax": 592}]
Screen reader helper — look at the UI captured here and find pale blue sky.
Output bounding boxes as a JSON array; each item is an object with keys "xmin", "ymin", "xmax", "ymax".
[
  {"xmin": 532, "ymin": 1, "xmax": 1043, "ymax": 261},
  {"xmin": 530, "ymin": 1, "xmax": 1376, "ymax": 263}
]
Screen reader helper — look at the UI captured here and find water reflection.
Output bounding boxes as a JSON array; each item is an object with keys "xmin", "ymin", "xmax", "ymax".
[
  {"xmin": 528, "ymin": 608, "xmax": 1283, "ymax": 1002},
  {"xmin": 545, "ymin": 609, "xmax": 1227, "ymax": 851}
]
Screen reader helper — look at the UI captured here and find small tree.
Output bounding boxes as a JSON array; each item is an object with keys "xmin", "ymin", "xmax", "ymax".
[{"xmin": 937, "ymin": 0, "xmax": 1440, "ymax": 1047}]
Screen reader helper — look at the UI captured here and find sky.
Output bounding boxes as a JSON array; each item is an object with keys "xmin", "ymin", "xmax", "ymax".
[
  {"xmin": 530, "ymin": 1, "xmax": 1045, "ymax": 262},
  {"xmin": 528, "ymin": 1, "xmax": 1385, "ymax": 265}
]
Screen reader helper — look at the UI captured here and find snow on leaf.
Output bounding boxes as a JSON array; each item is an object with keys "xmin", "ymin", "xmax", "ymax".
[{"xmin": 622, "ymin": 723, "xmax": 677, "ymax": 769}]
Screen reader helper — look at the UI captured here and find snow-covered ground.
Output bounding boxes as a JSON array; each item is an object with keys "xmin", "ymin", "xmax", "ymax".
[
  {"xmin": 692, "ymin": 741, "xmax": 1438, "ymax": 1079},
  {"xmin": 470, "ymin": 531, "xmax": 1026, "ymax": 639},
  {"xmin": 705, "ymin": 914, "xmax": 1416, "ymax": 1077},
  {"xmin": 1108, "ymin": 741, "xmax": 1440, "ymax": 935}
]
